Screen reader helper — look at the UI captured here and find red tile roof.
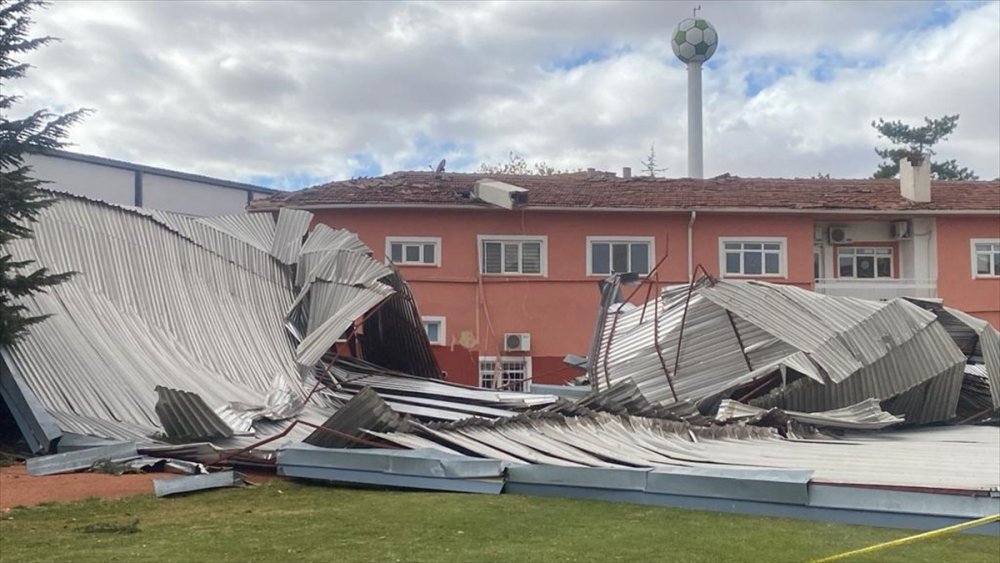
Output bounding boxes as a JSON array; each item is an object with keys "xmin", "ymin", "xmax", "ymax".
[{"xmin": 250, "ymin": 171, "xmax": 1000, "ymax": 212}]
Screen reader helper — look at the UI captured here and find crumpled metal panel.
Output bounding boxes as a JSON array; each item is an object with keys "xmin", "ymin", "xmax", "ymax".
[
  {"xmin": 0, "ymin": 193, "xmax": 415, "ymax": 446},
  {"xmin": 154, "ymin": 386, "xmax": 235, "ymax": 442},
  {"xmin": 716, "ymin": 398, "xmax": 904, "ymax": 430},
  {"xmin": 304, "ymin": 387, "xmax": 408, "ymax": 448},
  {"xmin": 359, "ymin": 269, "xmax": 442, "ymax": 379},
  {"xmin": 270, "ymin": 208, "xmax": 312, "ymax": 265},
  {"xmin": 382, "ymin": 413, "xmax": 1000, "ymax": 491},
  {"xmin": 590, "ymin": 278, "xmax": 968, "ymax": 424}
]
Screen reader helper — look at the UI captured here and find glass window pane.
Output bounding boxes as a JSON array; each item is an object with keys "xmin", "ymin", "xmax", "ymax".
[
  {"xmin": 876, "ymin": 248, "xmax": 892, "ymax": 255},
  {"xmin": 592, "ymin": 243, "xmax": 610, "ymax": 274},
  {"xmin": 764, "ymin": 253, "xmax": 780, "ymax": 274},
  {"xmin": 423, "ymin": 244, "xmax": 436, "ymax": 264},
  {"xmin": 521, "ymin": 242, "xmax": 542, "ymax": 274},
  {"xmin": 994, "ymin": 253, "xmax": 1000, "ymax": 275},
  {"xmin": 725, "ymin": 252, "xmax": 740, "ymax": 274},
  {"xmin": 975, "ymin": 243, "xmax": 991, "ymax": 252},
  {"xmin": 390, "ymin": 243, "xmax": 402, "ymax": 262},
  {"xmin": 839, "ymin": 248, "xmax": 855, "ymax": 256},
  {"xmin": 744, "ymin": 243, "xmax": 762, "ymax": 250},
  {"xmin": 744, "ymin": 252, "xmax": 762, "ymax": 275},
  {"xmin": 503, "ymin": 243, "xmax": 519, "ymax": 273},
  {"xmin": 839, "ymin": 257, "xmax": 854, "ymax": 277},
  {"xmin": 977, "ymin": 253, "xmax": 991, "ymax": 275},
  {"xmin": 724, "ymin": 243, "xmax": 741, "ymax": 250},
  {"xmin": 876, "ymin": 257, "xmax": 892, "ymax": 278},
  {"xmin": 763, "ymin": 243, "xmax": 780, "ymax": 250},
  {"xmin": 405, "ymin": 244, "xmax": 420, "ymax": 262},
  {"xmin": 856, "ymin": 256, "xmax": 875, "ymax": 278},
  {"xmin": 483, "ymin": 242, "xmax": 502, "ymax": 273},
  {"xmin": 424, "ymin": 322, "xmax": 439, "ymax": 343},
  {"xmin": 814, "ymin": 253, "xmax": 820, "ymax": 279},
  {"xmin": 630, "ymin": 243, "xmax": 649, "ymax": 274},
  {"xmin": 611, "ymin": 243, "xmax": 629, "ymax": 273},
  {"xmin": 857, "ymin": 248, "xmax": 874, "ymax": 255}
]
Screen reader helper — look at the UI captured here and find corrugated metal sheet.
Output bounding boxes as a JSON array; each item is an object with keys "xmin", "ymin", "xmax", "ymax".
[
  {"xmin": 382, "ymin": 413, "xmax": 999, "ymax": 491},
  {"xmin": 716, "ymin": 398, "xmax": 904, "ymax": 430},
  {"xmin": 359, "ymin": 269, "xmax": 442, "ymax": 379},
  {"xmin": 270, "ymin": 208, "xmax": 312, "ymax": 265},
  {"xmin": 304, "ymin": 387, "xmax": 408, "ymax": 448},
  {"xmin": 589, "ymin": 278, "xmax": 968, "ymax": 424},
  {"xmin": 0, "ymin": 194, "xmax": 420, "ymax": 447},
  {"xmin": 154, "ymin": 386, "xmax": 235, "ymax": 442}
]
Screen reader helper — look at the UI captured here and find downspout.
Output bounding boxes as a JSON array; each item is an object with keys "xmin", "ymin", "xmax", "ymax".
[{"xmin": 687, "ymin": 211, "xmax": 697, "ymax": 282}]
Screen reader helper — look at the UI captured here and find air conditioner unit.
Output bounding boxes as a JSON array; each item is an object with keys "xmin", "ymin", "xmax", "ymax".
[
  {"xmin": 504, "ymin": 333, "xmax": 531, "ymax": 352},
  {"xmin": 827, "ymin": 226, "xmax": 853, "ymax": 245},
  {"xmin": 891, "ymin": 220, "xmax": 913, "ymax": 240}
]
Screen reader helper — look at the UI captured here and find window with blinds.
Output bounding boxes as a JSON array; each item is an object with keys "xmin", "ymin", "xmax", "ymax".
[{"xmin": 480, "ymin": 238, "xmax": 545, "ymax": 275}]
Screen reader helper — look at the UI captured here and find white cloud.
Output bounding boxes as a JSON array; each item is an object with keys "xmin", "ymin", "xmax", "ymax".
[{"xmin": 9, "ymin": 0, "xmax": 999, "ymax": 186}]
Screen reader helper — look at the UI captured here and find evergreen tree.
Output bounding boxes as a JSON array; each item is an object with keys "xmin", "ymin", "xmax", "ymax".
[
  {"xmin": 871, "ymin": 115, "xmax": 977, "ymax": 180},
  {"xmin": 638, "ymin": 143, "xmax": 668, "ymax": 177},
  {"xmin": 1, "ymin": 0, "xmax": 87, "ymax": 346}
]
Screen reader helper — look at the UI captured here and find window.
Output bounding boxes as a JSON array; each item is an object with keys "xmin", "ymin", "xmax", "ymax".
[
  {"xmin": 479, "ymin": 236, "xmax": 547, "ymax": 276},
  {"xmin": 587, "ymin": 237, "xmax": 653, "ymax": 276},
  {"xmin": 421, "ymin": 316, "xmax": 446, "ymax": 345},
  {"xmin": 386, "ymin": 237, "xmax": 441, "ymax": 266},
  {"xmin": 972, "ymin": 239, "xmax": 1000, "ymax": 278},
  {"xmin": 720, "ymin": 238, "xmax": 786, "ymax": 277},
  {"xmin": 478, "ymin": 356, "xmax": 531, "ymax": 392},
  {"xmin": 837, "ymin": 247, "xmax": 894, "ymax": 279}
]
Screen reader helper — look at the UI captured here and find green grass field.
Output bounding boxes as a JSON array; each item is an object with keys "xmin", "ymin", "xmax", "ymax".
[{"xmin": 1, "ymin": 478, "xmax": 996, "ymax": 562}]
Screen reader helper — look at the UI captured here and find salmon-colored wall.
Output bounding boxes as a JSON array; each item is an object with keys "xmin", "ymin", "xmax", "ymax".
[
  {"xmin": 936, "ymin": 215, "xmax": 1000, "ymax": 328},
  {"xmin": 310, "ymin": 208, "xmax": 821, "ymax": 383}
]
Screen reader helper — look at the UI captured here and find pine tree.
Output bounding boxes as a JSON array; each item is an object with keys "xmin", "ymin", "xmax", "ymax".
[
  {"xmin": 1, "ymin": 0, "xmax": 88, "ymax": 346},
  {"xmin": 871, "ymin": 115, "xmax": 978, "ymax": 180},
  {"xmin": 638, "ymin": 144, "xmax": 668, "ymax": 177}
]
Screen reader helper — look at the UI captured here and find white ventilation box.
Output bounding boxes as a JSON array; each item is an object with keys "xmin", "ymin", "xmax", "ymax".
[
  {"xmin": 827, "ymin": 226, "xmax": 853, "ymax": 244},
  {"xmin": 473, "ymin": 180, "xmax": 528, "ymax": 210},
  {"xmin": 504, "ymin": 333, "xmax": 531, "ymax": 352},
  {"xmin": 891, "ymin": 220, "xmax": 913, "ymax": 240}
]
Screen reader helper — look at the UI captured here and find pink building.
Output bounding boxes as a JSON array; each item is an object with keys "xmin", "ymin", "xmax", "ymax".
[{"xmin": 253, "ymin": 163, "xmax": 1000, "ymax": 389}]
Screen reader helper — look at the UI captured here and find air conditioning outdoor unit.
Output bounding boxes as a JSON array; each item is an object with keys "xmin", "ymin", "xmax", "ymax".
[
  {"xmin": 504, "ymin": 333, "xmax": 531, "ymax": 352},
  {"xmin": 891, "ymin": 220, "xmax": 913, "ymax": 240},
  {"xmin": 827, "ymin": 226, "xmax": 853, "ymax": 245}
]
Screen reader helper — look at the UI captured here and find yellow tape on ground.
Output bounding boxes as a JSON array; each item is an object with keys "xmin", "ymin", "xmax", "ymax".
[{"xmin": 811, "ymin": 513, "xmax": 1000, "ymax": 563}]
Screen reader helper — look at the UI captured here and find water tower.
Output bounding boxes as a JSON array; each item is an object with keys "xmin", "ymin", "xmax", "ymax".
[{"xmin": 671, "ymin": 13, "xmax": 718, "ymax": 178}]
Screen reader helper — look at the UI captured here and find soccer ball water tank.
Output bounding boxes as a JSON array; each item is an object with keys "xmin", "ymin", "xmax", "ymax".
[{"xmin": 671, "ymin": 18, "xmax": 718, "ymax": 64}]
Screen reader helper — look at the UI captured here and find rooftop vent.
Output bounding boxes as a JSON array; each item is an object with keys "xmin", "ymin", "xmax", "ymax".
[{"xmin": 473, "ymin": 179, "xmax": 528, "ymax": 209}]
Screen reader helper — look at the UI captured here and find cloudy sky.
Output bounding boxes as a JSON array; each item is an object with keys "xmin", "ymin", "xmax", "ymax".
[{"xmin": 11, "ymin": 0, "xmax": 1000, "ymax": 189}]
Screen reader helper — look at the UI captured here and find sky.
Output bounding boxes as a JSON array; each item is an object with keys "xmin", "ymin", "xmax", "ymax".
[{"xmin": 10, "ymin": 0, "xmax": 1000, "ymax": 189}]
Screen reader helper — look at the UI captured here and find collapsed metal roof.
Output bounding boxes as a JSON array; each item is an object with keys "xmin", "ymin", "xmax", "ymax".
[
  {"xmin": 0, "ymin": 193, "xmax": 446, "ymax": 452},
  {"xmin": 587, "ymin": 276, "xmax": 999, "ymax": 424}
]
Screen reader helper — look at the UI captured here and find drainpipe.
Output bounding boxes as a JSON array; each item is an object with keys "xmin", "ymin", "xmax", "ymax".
[{"xmin": 687, "ymin": 211, "xmax": 697, "ymax": 282}]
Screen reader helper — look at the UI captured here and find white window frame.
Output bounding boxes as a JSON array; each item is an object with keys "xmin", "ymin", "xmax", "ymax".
[
  {"xmin": 385, "ymin": 236, "xmax": 441, "ymax": 267},
  {"xmin": 719, "ymin": 237, "xmax": 787, "ymax": 278},
  {"xmin": 836, "ymin": 246, "xmax": 895, "ymax": 279},
  {"xmin": 477, "ymin": 235, "xmax": 548, "ymax": 277},
  {"xmin": 478, "ymin": 356, "xmax": 532, "ymax": 392},
  {"xmin": 586, "ymin": 236, "xmax": 655, "ymax": 277},
  {"xmin": 421, "ymin": 316, "xmax": 446, "ymax": 345},
  {"xmin": 971, "ymin": 239, "xmax": 1000, "ymax": 279}
]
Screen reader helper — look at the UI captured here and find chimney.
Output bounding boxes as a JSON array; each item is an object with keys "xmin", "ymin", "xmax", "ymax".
[
  {"xmin": 899, "ymin": 156, "xmax": 931, "ymax": 202},
  {"xmin": 622, "ymin": 167, "xmax": 632, "ymax": 180}
]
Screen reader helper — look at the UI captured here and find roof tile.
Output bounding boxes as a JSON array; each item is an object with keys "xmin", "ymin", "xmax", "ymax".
[{"xmin": 251, "ymin": 171, "xmax": 1000, "ymax": 212}]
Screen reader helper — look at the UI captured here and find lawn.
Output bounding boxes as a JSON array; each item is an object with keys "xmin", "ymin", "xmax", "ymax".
[{"xmin": 0, "ymin": 479, "xmax": 996, "ymax": 563}]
